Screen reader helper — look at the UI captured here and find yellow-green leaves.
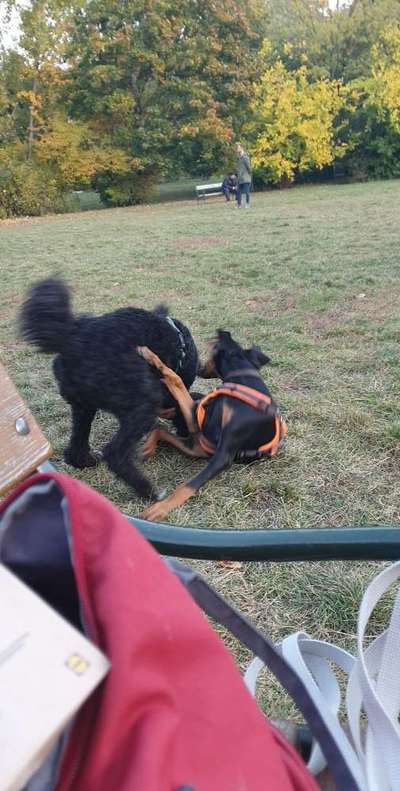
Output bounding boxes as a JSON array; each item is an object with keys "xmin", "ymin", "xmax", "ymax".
[{"xmin": 250, "ymin": 59, "xmax": 345, "ymax": 183}]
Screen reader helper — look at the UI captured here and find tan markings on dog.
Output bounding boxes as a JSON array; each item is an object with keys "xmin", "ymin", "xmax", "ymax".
[
  {"xmin": 199, "ymin": 358, "xmax": 217, "ymax": 379},
  {"xmin": 153, "ymin": 428, "xmax": 208, "ymax": 459},
  {"xmin": 142, "ymin": 484, "xmax": 196, "ymax": 522},
  {"xmin": 222, "ymin": 402, "xmax": 234, "ymax": 429},
  {"xmin": 141, "ymin": 429, "xmax": 160, "ymax": 460},
  {"xmin": 158, "ymin": 429, "xmax": 208, "ymax": 459}
]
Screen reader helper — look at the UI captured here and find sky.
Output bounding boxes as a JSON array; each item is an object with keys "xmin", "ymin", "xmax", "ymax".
[{"xmin": 0, "ymin": 3, "xmax": 25, "ymax": 50}]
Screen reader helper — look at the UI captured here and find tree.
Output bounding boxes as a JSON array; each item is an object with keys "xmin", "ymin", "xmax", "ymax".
[
  {"xmin": 63, "ymin": 0, "xmax": 266, "ymax": 191},
  {"xmin": 263, "ymin": 0, "xmax": 400, "ymax": 83},
  {"xmin": 341, "ymin": 24, "xmax": 400, "ymax": 178},
  {"xmin": 4, "ymin": 0, "xmax": 70, "ymax": 158},
  {"xmin": 249, "ymin": 56, "xmax": 346, "ymax": 184}
]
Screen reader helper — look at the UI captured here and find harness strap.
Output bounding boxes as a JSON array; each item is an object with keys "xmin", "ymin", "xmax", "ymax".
[
  {"xmin": 196, "ymin": 383, "xmax": 287, "ymax": 459},
  {"xmin": 197, "ymin": 383, "xmax": 273, "ymax": 424}
]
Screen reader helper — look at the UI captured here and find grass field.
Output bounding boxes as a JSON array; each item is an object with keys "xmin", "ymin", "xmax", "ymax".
[{"xmin": 1, "ymin": 180, "xmax": 400, "ymax": 719}]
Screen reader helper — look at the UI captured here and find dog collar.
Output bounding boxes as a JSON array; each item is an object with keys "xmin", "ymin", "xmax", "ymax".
[
  {"xmin": 165, "ymin": 316, "xmax": 186, "ymax": 372},
  {"xmin": 224, "ymin": 368, "xmax": 263, "ymax": 380}
]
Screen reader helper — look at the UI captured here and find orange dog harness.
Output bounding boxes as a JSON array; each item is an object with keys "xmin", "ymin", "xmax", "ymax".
[{"xmin": 196, "ymin": 382, "xmax": 288, "ymax": 459}]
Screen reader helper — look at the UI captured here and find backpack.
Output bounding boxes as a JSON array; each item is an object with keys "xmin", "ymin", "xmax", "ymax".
[{"xmin": 0, "ymin": 471, "xmax": 354, "ymax": 791}]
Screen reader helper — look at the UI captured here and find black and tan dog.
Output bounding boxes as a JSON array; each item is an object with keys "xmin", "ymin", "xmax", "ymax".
[{"xmin": 138, "ymin": 330, "xmax": 287, "ymax": 521}]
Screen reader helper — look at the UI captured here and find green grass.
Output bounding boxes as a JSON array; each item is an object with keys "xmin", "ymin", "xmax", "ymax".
[{"xmin": 1, "ymin": 179, "xmax": 400, "ymax": 719}]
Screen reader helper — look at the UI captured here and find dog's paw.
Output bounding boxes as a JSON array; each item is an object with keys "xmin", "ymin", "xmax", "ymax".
[
  {"xmin": 136, "ymin": 345, "xmax": 164, "ymax": 372},
  {"xmin": 141, "ymin": 433, "xmax": 158, "ymax": 460},
  {"xmin": 136, "ymin": 345, "xmax": 152, "ymax": 362},
  {"xmin": 64, "ymin": 450, "xmax": 101, "ymax": 469},
  {"xmin": 141, "ymin": 499, "xmax": 169, "ymax": 523},
  {"xmin": 217, "ymin": 560, "xmax": 243, "ymax": 571}
]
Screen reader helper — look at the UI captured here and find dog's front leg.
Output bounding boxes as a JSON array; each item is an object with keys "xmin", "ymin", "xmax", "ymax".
[
  {"xmin": 141, "ymin": 438, "xmax": 236, "ymax": 521},
  {"xmin": 64, "ymin": 403, "xmax": 99, "ymax": 468},
  {"xmin": 142, "ymin": 427, "xmax": 208, "ymax": 460},
  {"xmin": 102, "ymin": 412, "xmax": 159, "ymax": 501}
]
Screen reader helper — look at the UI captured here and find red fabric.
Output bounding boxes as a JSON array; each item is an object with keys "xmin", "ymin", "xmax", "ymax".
[{"xmin": 1, "ymin": 473, "xmax": 318, "ymax": 791}]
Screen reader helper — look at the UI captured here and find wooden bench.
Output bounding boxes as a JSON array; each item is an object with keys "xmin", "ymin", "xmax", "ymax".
[
  {"xmin": 0, "ymin": 362, "xmax": 52, "ymax": 497},
  {"xmin": 195, "ymin": 182, "xmax": 223, "ymax": 203}
]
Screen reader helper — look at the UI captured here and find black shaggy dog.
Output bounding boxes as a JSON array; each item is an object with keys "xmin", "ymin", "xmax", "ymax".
[{"xmin": 20, "ymin": 278, "xmax": 199, "ymax": 500}]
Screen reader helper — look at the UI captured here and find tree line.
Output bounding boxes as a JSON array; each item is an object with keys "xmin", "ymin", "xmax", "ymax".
[{"xmin": 1, "ymin": 0, "xmax": 400, "ymax": 216}]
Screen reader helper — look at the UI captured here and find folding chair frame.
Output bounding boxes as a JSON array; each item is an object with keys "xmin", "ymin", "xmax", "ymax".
[{"xmin": 38, "ymin": 459, "xmax": 400, "ymax": 564}]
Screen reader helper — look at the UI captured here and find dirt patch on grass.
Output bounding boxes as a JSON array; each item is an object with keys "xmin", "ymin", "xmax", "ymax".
[
  {"xmin": 244, "ymin": 292, "xmax": 297, "ymax": 315},
  {"xmin": 174, "ymin": 235, "xmax": 225, "ymax": 250},
  {"xmin": 245, "ymin": 299, "xmax": 261, "ymax": 312},
  {"xmin": 306, "ymin": 289, "xmax": 399, "ymax": 338},
  {"xmin": 1, "ymin": 293, "xmax": 21, "ymax": 321},
  {"xmin": 283, "ymin": 378, "xmax": 315, "ymax": 396},
  {"xmin": 305, "ymin": 310, "xmax": 344, "ymax": 334},
  {"xmin": 353, "ymin": 289, "xmax": 399, "ymax": 322},
  {"xmin": 1, "ymin": 216, "xmax": 45, "ymax": 227},
  {"xmin": 0, "ymin": 200, "xmax": 195, "ymax": 229},
  {"xmin": 0, "ymin": 211, "xmax": 105, "ymax": 227}
]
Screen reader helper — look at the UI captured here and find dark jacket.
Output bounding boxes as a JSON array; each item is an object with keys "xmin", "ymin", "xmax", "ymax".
[
  {"xmin": 222, "ymin": 175, "xmax": 237, "ymax": 191},
  {"xmin": 237, "ymin": 153, "xmax": 252, "ymax": 184}
]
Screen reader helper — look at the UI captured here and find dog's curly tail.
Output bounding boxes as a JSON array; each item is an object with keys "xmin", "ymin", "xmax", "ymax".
[{"xmin": 19, "ymin": 277, "xmax": 73, "ymax": 354}]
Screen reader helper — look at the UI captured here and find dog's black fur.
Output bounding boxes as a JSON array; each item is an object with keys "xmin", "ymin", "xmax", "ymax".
[{"xmin": 19, "ymin": 278, "xmax": 199, "ymax": 500}]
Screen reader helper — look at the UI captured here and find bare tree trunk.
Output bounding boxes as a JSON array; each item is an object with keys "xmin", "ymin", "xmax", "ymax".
[
  {"xmin": 27, "ymin": 76, "xmax": 38, "ymax": 161},
  {"xmin": 348, "ymin": 0, "xmax": 362, "ymax": 18}
]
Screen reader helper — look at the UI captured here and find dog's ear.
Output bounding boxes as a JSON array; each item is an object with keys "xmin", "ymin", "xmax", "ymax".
[
  {"xmin": 216, "ymin": 329, "xmax": 233, "ymax": 344},
  {"xmin": 245, "ymin": 345, "xmax": 271, "ymax": 368}
]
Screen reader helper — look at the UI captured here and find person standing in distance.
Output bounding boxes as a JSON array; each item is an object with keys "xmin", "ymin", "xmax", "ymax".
[{"xmin": 236, "ymin": 143, "xmax": 252, "ymax": 209}]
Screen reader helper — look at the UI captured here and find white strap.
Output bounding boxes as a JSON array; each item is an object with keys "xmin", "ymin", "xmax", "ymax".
[
  {"xmin": 281, "ymin": 634, "xmax": 358, "ymax": 778},
  {"xmin": 245, "ymin": 635, "xmax": 364, "ymax": 786},
  {"xmin": 355, "ymin": 564, "xmax": 400, "ymax": 789},
  {"xmin": 244, "ymin": 561, "xmax": 400, "ymax": 790}
]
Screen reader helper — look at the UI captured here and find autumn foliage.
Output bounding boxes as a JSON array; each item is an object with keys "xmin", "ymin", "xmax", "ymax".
[{"xmin": 2, "ymin": 1, "xmax": 400, "ymax": 216}]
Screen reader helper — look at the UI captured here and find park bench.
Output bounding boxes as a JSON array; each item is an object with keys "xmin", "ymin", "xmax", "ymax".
[{"xmin": 195, "ymin": 181, "xmax": 223, "ymax": 203}]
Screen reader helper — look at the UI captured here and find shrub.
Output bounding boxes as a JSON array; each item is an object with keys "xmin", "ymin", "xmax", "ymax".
[
  {"xmin": 95, "ymin": 169, "xmax": 158, "ymax": 207},
  {"xmin": 0, "ymin": 154, "xmax": 65, "ymax": 218}
]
